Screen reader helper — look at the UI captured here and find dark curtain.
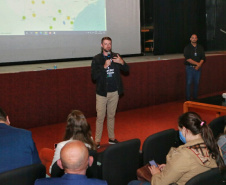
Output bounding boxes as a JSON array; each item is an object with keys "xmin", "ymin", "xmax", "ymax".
[
  {"xmin": 153, "ymin": 0, "xmax": 206, "ymax": 55},
  {"xmin": 206, "ymin": 0, "xmax": 226, "ymax": 50}
]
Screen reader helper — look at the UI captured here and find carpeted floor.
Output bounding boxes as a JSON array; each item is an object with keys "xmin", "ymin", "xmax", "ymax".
[{"xmin": 29, "ymin": 98, "xmax": 223, "ymax": 153}]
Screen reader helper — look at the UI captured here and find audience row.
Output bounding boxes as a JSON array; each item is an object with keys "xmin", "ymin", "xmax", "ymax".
[{"xmin": 0, "ymin": 107, "xmax": 226, "ymax": 185}]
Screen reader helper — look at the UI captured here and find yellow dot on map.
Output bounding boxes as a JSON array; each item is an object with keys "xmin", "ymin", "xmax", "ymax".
[
  {"xmin": 31, "ymin": 0, "xmax": 35, "ymax": 4},
  {"xmin": 67, "ymin": 16, "xmax": 70, "ymax": 20},
  {"xmin": 32, "ymin": 13, "xmax": 36, "ymax": 17},
  {"xmin": 42, "ymin": 0, "xmax": 45, "ymax": 4}
]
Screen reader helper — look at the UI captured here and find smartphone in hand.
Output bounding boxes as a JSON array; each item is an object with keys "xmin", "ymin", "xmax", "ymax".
[{"xmin": 149, "ymin": 160, "xmax": 158, "ymax": 167}]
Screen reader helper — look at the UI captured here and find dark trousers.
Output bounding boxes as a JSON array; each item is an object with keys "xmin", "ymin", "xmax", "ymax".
[{"xmin": 186, "ymin": 65, "xmax": 201, "ymax": 101}]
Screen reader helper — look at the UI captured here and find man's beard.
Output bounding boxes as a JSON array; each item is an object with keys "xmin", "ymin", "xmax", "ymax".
[{"xmin": 103, "ymin": 48, "xmax": 112, "ymax": 52}]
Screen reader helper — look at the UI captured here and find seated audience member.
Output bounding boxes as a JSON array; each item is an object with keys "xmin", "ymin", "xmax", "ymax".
[
  {"xmin": 50, "ymin": 110, "xmax": 96, "ymax": 174},
  {"xmin": 129, "ymin": 112, "xmax": 225, "ymax": 185},
  {"xmin": 218, "ymin": 125, "xmax": 226, "ymax": 164},
  {"xmin": 35, "ymin": 140, "xmax": 107, "ymax": 185},
  {"xmin": 0, "ymin": 107, "xmax": 41, "ymax": 173}
]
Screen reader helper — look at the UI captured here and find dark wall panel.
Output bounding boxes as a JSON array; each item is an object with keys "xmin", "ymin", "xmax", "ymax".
[{"xmin": 0, "ymin": 55, "xmax": 226, "ymax": 129}]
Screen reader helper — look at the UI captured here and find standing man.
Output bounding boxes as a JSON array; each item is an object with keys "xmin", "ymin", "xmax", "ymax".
[
  {"xmin": 91, "ymin": 37, "xmax": 129, "ymax": 148},
  {"xmin": 184, "ymin": 34, "xmax": 205, "ymax": 101},
  {"xmin": 0, "ymin": 107, "xmax": 41, "ymax": 173}
]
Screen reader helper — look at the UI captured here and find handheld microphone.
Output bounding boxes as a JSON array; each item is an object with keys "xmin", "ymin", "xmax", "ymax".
[
  {"xmin": 107, "ymin": 52, "xmax": 113, "ymax": 65},
  {"xmin": 107, "ymin": 52, "xmax": 112, "ymax": 60},
  {"xmin": 106, "ymin": 52, "xmax": 112, "ymax": 69}
]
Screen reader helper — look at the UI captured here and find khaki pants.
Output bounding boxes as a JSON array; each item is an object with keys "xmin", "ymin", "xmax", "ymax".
[{"xmin": 95, "ymin": 91, "xmax": 119, "ymax": 142}]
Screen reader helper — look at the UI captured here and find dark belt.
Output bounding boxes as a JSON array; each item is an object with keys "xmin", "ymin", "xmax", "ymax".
[{"xmin": 187, "ymin": 65, "xmax": 196, "ymax": 68}]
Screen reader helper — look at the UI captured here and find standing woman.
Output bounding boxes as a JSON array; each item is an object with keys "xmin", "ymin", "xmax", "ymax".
[{"xmin": 129, "ymin": 112, "xmax": 225, "ymax": 185}]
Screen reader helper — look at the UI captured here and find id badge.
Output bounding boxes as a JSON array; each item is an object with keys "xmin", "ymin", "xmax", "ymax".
[{"xmin": 194, "ymin": 52, "xmax": 197, "ymax": 56}]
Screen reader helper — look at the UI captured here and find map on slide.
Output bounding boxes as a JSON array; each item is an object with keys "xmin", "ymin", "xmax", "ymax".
[{"xmin": 0, "ymin": 0, "xmax": 106, "ymax": 35}]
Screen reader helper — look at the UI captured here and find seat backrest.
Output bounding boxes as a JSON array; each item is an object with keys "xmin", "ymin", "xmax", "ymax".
[
  {"xmin": 51, "ymin": 149, "xmax": 98, "ymax": 178},
  {"xmin": 0, "ymin": 163, "xmax": 46, "ymax": 185},
  {"xmin": 185, "ymin": 168, "xmax": 226, "ymax": 185},
  {"xmin": 142, "ymin": 129, "xmax": 180, "ymax": 165},
  {"xmin": 102, "ymin": 138, "xmax": 141, "ymax": 185},
  {"xmin": 209, "ymin": 116, "xmax": 226, "ymax": 139},
  {"xmin": 39, "ymin": 147, "xmax": 54, "ymax": 176}
]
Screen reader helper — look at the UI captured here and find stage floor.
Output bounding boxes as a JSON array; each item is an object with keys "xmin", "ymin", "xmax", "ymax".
[{"xmin": 0, "ymin": 51, "xmax": 225, "ymax": 74}]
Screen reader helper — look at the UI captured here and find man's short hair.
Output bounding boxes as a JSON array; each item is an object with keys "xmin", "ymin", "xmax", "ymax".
[
  {"xmin": 101, "ymin": 36, "xmax": 112, "ymax": 44},
  {"xmin": 0, "ymin": 107, "xmax": 7, "ymax": 122}
]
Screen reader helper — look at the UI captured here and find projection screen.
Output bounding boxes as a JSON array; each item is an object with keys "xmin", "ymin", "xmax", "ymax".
[{"xmin": 0, "ymin": 0, "xmax": 140, "ymax": 64}]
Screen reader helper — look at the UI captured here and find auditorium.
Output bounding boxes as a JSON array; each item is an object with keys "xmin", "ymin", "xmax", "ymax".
[{"xmin": 0, "ymin": 0, "xmax": 226, "ymax": 185}]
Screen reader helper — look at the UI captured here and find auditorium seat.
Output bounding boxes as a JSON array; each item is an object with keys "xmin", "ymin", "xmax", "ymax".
[
  {"xmin": 51, "ymin": 149, "xmax": 99, "ymax": 178},
  {"xmin": 185, "ymin": 167, "xmax": 226, "ymax": 185},
  {"xmin": 100, "ymin": 138, "xmax": 141, "ymax": 185},
  {"xmin": 142, "ymin": 129, "xmax": 182, "ymax": 165},
  {"xmin": 39, "ymin": 147, "xmax": 54, "ymax": 176},
  {"xmin": 0, "ymin": 163, "xmax": 46, "ymax": 185},
  {"xmin": 208, "ymin": 116, "xmax": 226, "ymax": 139}
]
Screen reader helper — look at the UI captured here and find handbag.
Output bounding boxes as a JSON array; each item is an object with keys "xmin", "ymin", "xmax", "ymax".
[{"xmin": 136, "ymin": 163, "xmax": 152, "ymax": 182}]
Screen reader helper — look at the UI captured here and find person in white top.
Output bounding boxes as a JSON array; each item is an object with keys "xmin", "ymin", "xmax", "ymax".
[{"xmin": 49, "ymin": 110, "xmax": 96, "ymax": 174}]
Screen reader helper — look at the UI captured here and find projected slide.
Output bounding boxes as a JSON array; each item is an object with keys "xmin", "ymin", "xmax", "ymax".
[{"xmin": 0, "ymin": 0, "xmax": 106, "ymax": 35}]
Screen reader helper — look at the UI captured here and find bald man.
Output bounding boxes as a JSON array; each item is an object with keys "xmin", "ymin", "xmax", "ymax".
[{"xmin": 35, "ymin": 140, "xmax": 107, "ymax": 185}]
